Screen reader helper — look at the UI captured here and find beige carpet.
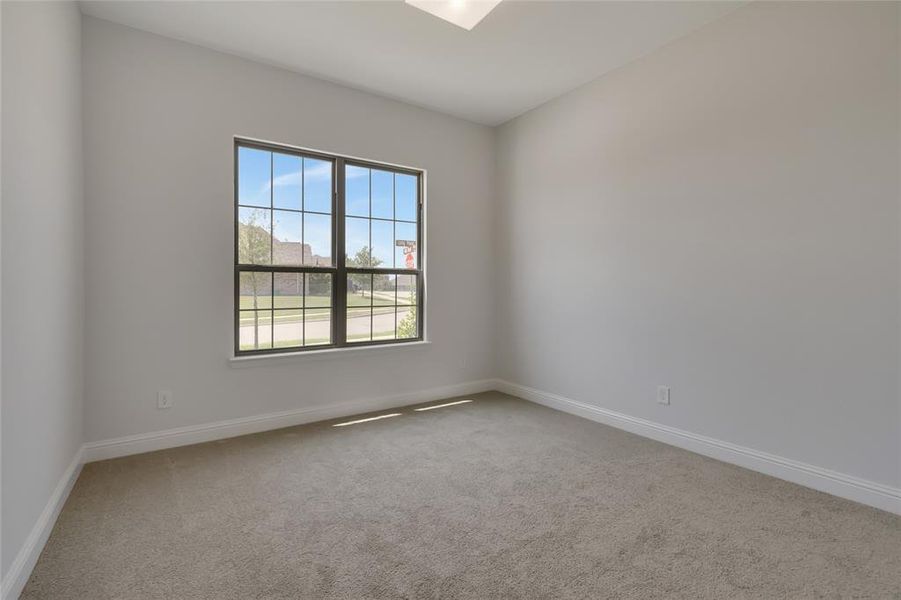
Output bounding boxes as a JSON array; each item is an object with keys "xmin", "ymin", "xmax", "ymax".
[{"xmin": 22, "ymin": 392, "xmax": 901, "ymax": 599}]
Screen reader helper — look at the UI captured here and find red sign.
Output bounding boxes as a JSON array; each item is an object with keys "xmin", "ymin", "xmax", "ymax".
[{"xmin": 397, "ymin": 240, "xmax": 416, "ymax": 269}]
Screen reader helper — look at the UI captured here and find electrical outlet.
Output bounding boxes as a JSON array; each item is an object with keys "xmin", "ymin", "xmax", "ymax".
[
  {"xmin": 157, "ymin": 390, "xmax": 173, "ymax": 409},
  {"xmin": 657, "ymin": 386, "xmax": 670, "ymax": 405}
]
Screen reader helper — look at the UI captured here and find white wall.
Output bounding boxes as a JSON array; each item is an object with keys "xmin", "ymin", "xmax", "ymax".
[
  {"xmin": 1, "ymin": 0, "xmax": 84, "ymax": 580},
  {"xmin": 82, "ymin": 17, "xmax": 496, "ymax": 443},
  {"xmin": 496, "ymin": 1, "xmax": 900, "ymax": 488}
]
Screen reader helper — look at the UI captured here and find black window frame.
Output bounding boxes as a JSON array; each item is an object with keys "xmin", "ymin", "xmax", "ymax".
[{"xmin": 234, "ymin": 138, "xmax": 425, "ymax": 356}]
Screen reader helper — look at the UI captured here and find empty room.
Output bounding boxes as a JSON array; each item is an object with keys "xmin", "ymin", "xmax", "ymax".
[{"xmin": 1, "ymin": 0, "xmax": 899, "ymax": 598}]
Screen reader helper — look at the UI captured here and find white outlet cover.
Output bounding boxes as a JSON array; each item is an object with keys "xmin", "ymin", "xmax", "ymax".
[
  {"xmin": 657, "ymin": 386, "xmax": 670, "ymax": 405},
  {"xmin": 157, "ymin": 390, "xmax": 173, "ymax": 409}
]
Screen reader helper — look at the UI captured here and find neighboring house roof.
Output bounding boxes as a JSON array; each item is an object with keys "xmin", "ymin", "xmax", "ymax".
[{"xmin": 239, "ymin": 222, "xmax": 329, "ymax": 266}]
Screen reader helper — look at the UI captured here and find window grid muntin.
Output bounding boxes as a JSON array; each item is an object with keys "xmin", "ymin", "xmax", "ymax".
[
  {"xmin": 236, "ymin": 147, "xmax": 335, "ymax": 269},
  {"xmin": 238, "ymin": 270, "xmax": 336, "ymax": 352},
  {"xmin": 343, "ymin": 162, "xmax": 419, "ymax": 270}
]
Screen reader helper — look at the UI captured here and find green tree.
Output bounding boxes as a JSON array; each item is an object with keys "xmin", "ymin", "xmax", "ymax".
[
  {"xmin": 346, "ymin": 246, "xmax": 381, "ymax": 298},
  {"xmin": 397, "ymin": 288, "xmax": 417, "ymax": 338},
  {"xmin": 238, "ymin": 209, "xmax": 271, "ymax": 348}
]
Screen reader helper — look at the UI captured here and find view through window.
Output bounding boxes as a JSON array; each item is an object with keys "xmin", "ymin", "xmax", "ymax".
[{"xmin": 235, "ymin": 139, "xmax": 423, "ymax": 354}]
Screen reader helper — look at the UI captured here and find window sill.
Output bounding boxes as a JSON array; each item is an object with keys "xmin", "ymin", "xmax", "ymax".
[{"xmin": 229, "ymin": 340, "xmax": 431, "ymax": 368}]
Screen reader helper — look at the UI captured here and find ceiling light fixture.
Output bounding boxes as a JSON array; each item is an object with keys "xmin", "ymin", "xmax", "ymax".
[{"xmin": 405, "ymin": 0, "xmax": 502, "ymax": 31}]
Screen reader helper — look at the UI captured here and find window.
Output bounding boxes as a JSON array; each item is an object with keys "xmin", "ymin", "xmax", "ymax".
[{"xmin": 235, "ymin": 139, "xmax": 424, "ymax": 355}]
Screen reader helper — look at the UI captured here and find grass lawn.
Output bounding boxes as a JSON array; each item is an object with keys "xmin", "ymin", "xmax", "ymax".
[
  {"xmin": 241, "ymin": 291, "xmax": 411, "ymax": 310},
  {"xmin": 239, "ymin": 295, "xmax": 331, "ymax": 310},
  {"xmin": 239, "ymin": 306, "xmax": 407, "ymax": 327},
  {"xmin": 240, "ymin": 337, "xmax": 331, "ymax": 351}
]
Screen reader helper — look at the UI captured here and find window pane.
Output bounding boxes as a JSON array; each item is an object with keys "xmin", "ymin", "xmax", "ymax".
[
  {"xmin": 371, "ymin": 169, "xmax": 393, "ymax": 219},
  {"xmin": 347, "ymin": 274, "xmax": 372, "ymax": 340},
  {"xmin": 240, "ymin": 272, "xmax": 272, "ymax": 309},
  {"xmin": 396, "ymin": 274, "xmax": 416, "ymax": 305},
  {"xmin": 395, "ymin": 173, "xmax": 417, "ymax": 221},
  {"xmin": 272, "ymin": 210, "xmax": 303, "ymax": 265},
  {"xmin": 238, "ymin": 147, "xmax": 271, "ymax": 208},
  {"xmin": 347, "ymin": 274, "xmax": 371, "ymax": 307},
  {"xmin": 395, "ymin": 221, "xmax": 417, "ymax": 270},
  {"xmin": 304, "ymin": 308, "xmax": 331, "ymax": 346},
  {"xmin": 372, "ymin": 305, "xmax": 396, "ymax": 341},
  {"xmin": 306, "ymin": 273, "xmax": 332, "ymax": 308},
  {"xmin": 347, "ymin": 308, "xmax": 371, "ymax": 342},
  {"xmin": 239, "ymin": 310, "xmax": 273, "ymax": 350},
  {"xmin": 346, "ymin": 165, "xmax": 369, "ymax": 217},
  {"xmin": 372, "ymin": 273, "xmax": 395, "ymax": 306},
  {"xmin": 396, "ymin": 305, "xmax": 417, "ymax": 339},
  {"xmin": 304, "ymin": 213, "xmax": 332, "ymax": 266},
  {"xmin": 238, "ymin": 207, "xmax": 272, "ymax": 265},
  {"xmin": 345, "ymin": 217, "xmax": 370, "ymax": 266},
  {"xmin": 304, "ymin": 158, "xmax": 332, "ymax": 213},
  {"xmin": 273, "ymin": 309, "xmax": 303, "ymax": 349},
  {"xmin": 371, "ymin": 219, "xmax": 393, "ymax": 268},
  {"xmin": 273, "ymin": 273, "xmax": 302, "ymax": 309},
  {"xmin": 272, "ymin": 153, "xmax": 302, "ymax": 210}
]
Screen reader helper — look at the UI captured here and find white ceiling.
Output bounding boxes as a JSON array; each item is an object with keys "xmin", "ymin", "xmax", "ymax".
[{"xmin": 80, "ymin": 1, "xmax": 742, "ymax": 125}]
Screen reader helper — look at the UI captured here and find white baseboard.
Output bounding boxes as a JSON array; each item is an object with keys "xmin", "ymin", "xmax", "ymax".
[
  {"xmin": 1, "ymin": 447, "xmax": 83, "ymax": 600},
  {"xmin": 494, "ymin": 379, "xmax": 901, "ymax": 515},
  {"xmin": 83, "ymin": 379, "xmax": 496, "ymax": 463}
]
